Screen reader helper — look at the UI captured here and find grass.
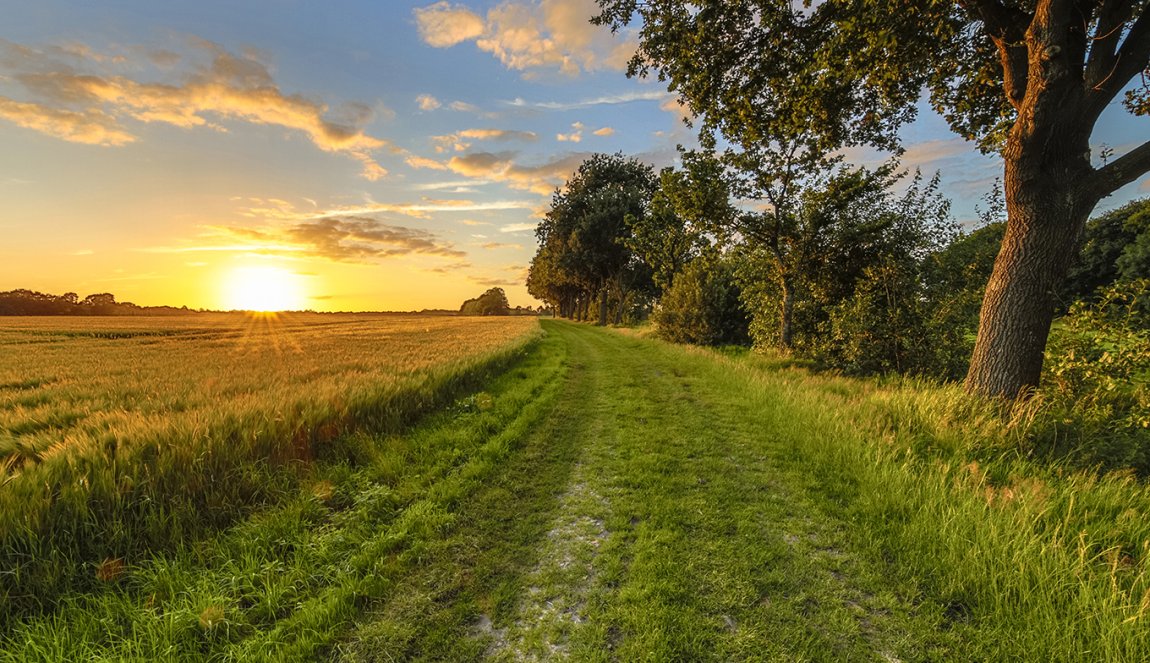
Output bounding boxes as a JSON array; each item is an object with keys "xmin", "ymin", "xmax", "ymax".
[
  {"xmin": 2, "ymin": 318, "xmax": 1149, "ymax": 660},
  {"xmin": 0, "ymin": 313, "xmax": 540, "ymax": 620}
]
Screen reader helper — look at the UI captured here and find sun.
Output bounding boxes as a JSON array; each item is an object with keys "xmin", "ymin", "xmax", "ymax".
[{"xmin": 223, "ymin": 266, "xmax": 306, "ymax": 312}]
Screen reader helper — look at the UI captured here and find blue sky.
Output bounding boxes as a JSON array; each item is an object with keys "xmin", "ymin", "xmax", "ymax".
[{"xmin": 1, "ymin": 0, "xmax": 1147, "ymax": 311}]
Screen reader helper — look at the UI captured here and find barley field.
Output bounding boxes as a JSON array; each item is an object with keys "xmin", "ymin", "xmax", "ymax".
[{"xmin": 0, "ymin": 313, "xmax": 540, "ymax": 615}]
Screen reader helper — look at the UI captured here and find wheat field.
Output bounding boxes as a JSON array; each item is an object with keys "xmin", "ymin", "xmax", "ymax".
[{"xmin": 0, "ymin": 313, "xmax": 540, "ymax": 613}]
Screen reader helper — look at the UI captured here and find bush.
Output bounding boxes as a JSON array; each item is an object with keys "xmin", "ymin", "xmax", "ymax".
[
  {"xmin": 1042, "ymin": 280, "xmax": 1150, "ymax": 472},
  {"xmin": 653, "ymin": 258, "xmax": 749, "ymax": 346}
]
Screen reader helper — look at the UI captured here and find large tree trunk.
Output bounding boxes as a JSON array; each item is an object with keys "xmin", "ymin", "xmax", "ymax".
[
  {"xmin": 598, "ymin": 288, "xmax": 608, "ymax": 326},
  {"xmin": 965, "ymin": 133, "xmax": 1097, "ymax": 398}
]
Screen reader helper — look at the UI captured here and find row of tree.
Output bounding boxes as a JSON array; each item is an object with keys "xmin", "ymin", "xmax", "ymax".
[
  {"xmin": 526, "ymin": 149, "xmax": 1150, "ymax": 384},
  {"xmin": 0, "ymin": 290, "xmax": 191, "ymax": 316}
]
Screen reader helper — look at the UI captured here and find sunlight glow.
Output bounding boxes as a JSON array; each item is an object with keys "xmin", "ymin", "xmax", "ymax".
[{"xmin": 222, "ymin": 266, "xmax": 307, "ymax": 312}]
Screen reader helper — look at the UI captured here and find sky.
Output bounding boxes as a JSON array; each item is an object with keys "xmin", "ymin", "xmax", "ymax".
[{"xmin": 1, "ymin": 0, "xmax": 1147, "ymax": 312}]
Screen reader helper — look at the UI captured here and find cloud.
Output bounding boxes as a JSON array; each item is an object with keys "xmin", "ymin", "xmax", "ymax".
[
  {"xmin": 406, "ymin": 154, "xmax": 448, "ymax": 170},
  {"xmin": 236, "ymin": 195, "xmax": 537, "ymax": 221},
  {"xmin": 593, "ymin": 126, "xmax": 614, "ymax": 137},
  {"xmin": 446, "ymin": 150, "xmax": 589, "ymax": 196},
  {"xmin": 901, "ymin": 138, "xmax": 973, "ymax": 167},
  {"xmin": 500, "ymin": 222, "xmax": 538, "ymax": 233},
  {"xmin": 0, "ymin": 40, "xmax": 390, "ymax": 178},
  {"xmin": 192, "ymin": 217, "xmax": 467, "ymax": 262},
  {"xmin": 1140, "ymin": 177, "xmax": 1150, "ymax": 192},
  {"xmin": 430, "ymin": 127, "xmax": 537, "ymax": 155},
  {"xmin": 557, "ymin": 121, "xmax": 583, "ymax": 142},
  {"xmin": 0, "ymin": 97, "xmax": 135, "ymax": 145},
  {"xmin": 414, "ymin": 0, "xmax": 635, "ymax": 77},
  {"xmin": 416, "ymin": 93, "xmax": 441, "ymax": 111},
  {"xmin": 660, "ymin": 96, "xmax": 693, "ymax": 124},
  {"xmin": 413, "ymin": 179, "xmax": 491, "ymax": 191},
  {"xmin": 506, "ymin": 89, "xmax": 669, "ymax": 111},
  {"xmin": 449, "ymin": 100, "xmax": 483, "ymax": 113},
  {"xmin": 480, "ymin": 241, "xmax": 524, "ymax": 250},
  {"xmin": 413, "ymin": 2, "xmax": 486, "ymax": 48},
  {"xmin": 470, "ymin": 276, "xmax": 523, "ymax": 287},
  {"xmin": 425, "ymin": 260, "xmax": 473, "ymax": 274},
  {"xmin": 458, "ymin": 128, "xmax": 537, "ymax": 141}
]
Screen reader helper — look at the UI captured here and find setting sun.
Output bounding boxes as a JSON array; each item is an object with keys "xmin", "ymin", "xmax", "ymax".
[{"xmin": 223, "ymin": 266, "xmax": 307, "ymax": 312}]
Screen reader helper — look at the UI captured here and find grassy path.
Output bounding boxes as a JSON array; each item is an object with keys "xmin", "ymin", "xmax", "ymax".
[{"xmin": 340, "ymin": 321, "xmax": 956, "ymax": 661}]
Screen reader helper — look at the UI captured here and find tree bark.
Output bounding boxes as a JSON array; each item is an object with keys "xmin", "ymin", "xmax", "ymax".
[
  {"xmin": 965, "ymin": 143, "xmax": 1097, "ymax": 399},
  {"xmin": 598, "ymin": 288, "xmax": 608, "ymax": 326}
]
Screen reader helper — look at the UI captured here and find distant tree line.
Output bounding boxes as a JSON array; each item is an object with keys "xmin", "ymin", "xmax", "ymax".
[
  {"xmin": 0, "ymin": 290, "xmax": 193, "ymax": 316},
  {"xmin": 457, "ymin": 287, "xmax": 542, "ymax": 316}
]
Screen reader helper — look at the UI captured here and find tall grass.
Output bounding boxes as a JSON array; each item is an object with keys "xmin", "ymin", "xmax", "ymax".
[
  {"xmin": 719, "ymin": 352, "xmax": 1150, "ymax": 659},
  {"xmin": 0, "ymin": 313, "xmax": 540, "ymax": 620}
]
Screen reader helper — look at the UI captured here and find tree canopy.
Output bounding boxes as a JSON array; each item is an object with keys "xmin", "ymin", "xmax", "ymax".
[{"xmin": 595, "ymin": 0, "xmax": 1150, "ymax": 398}]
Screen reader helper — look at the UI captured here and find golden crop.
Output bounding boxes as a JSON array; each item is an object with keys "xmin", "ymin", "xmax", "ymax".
[
  {"xmin": 0, "ymin": 313, "xmax": 539, "ymax": 474},
  {"xmin": 0, "ymin": 312, "xmax": 540, "ymax": 606}
]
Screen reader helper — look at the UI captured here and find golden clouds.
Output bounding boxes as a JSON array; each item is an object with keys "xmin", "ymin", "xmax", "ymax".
[
  {"xmin": 0, "ymin": 40, "xmax": 390, "ymax": 179},
  {"xmin": 556, "ymin": 121, "xmax": 583, "ymax": 142},
  {"xmin": 0, "ymin": 97, "xmax": 134, "ymax": 145},
  {"xmin": 413, "ymin": 2, "xmax": 486, "ymax": 48},
  {"xmin": 414, "ymin": 0, "xmax": 635, "ymax": 77},
  {"xmin": 458, "ymin": 128, "xmax": 537, "ymax": 141},
  {"xmin": 416, "ymin": 94, "xmax": 442, "ymax": 111},
  {"xmin": 445, "ymin": 150, "xmax": 589, "ymax": 196}
]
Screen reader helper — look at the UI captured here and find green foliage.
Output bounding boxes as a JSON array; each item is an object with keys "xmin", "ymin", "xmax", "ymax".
[
  {"xmin": 919, "ymin": 221, "xmax": 1005, "ymax": 378},
  {"xmin": 653, "ymin": 257, "xmax": 749, "ymax": 346},
  {"xmin": 527, "ymin": 153, "xmax": 658, "ymax": 322},
  {"xmin": 736, "ymin": 166, "xmax": 959, "ymax": 376},
  {"xmin": 1043, "ymin": 280, "xmax": 1150, "ymax": 473},
  {"xmin": 1063, "ymin": 198, "xmax": 1150, "ymax": 304},
  {"xmin": 827, "ymin": 259, "xmax": 935, "ymax": 375},
  {"xmin": 459, "ymin": 287, "xmax": 511, "ymax": 316},
  {"xmin": 624, "ymin": 159, "xmax": 724, "ymax": 295}
]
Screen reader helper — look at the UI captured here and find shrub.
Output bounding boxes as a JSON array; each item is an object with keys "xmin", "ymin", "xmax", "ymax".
[
  {"xmin": 654, "ymin": 258, "xmax": 749, "ymax": 346},
  {"xmin": 1042, "ymin": 280, "xmax": 1150, "ymax": 472}
]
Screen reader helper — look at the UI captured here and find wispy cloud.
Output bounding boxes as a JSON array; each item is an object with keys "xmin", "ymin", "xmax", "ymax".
[
  {"xmin": 592, "ymin": 126, "xmax": 614, "ymax": 137},
  {"xmin": 412, "ymin": 179, "xmax": 492, "ymax": 191},
  {"xmin": 235, "ymin": 195, "xmax": 537, "ymax": 221},
  {"xmin": 431, "ymin": 127, "xmax": 537, "ymax": 155},
  {"xmin": 152, "ymin": 217, "xmax": 467, "ymax": 262},
  {"xmin": 0, "ymin": 39, "xmax": 391, "ymax": 179},
  {"xmin": 480, "ymin": 241, "xmax": 524, "ymax": 250},
  {"xmin": 446, "ymin": 150, "xmax": 589, "ymax": 196},
  {"xmin": 0, "ymin": 97, "xmax": 135, "ymax": 145},
  {"xmin": 458, "ymin": 128, "xmax": 537, "ymax": 141},
  {"xmin": 506, "ymin": 89, "xmax": 669, "ymax": 111}
]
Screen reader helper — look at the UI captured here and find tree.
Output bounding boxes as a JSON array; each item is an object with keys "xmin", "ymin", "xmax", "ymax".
[
  {"xmin": 627, "ymin": 157, "xmax": 731, "ymax": 296},
  {"xmin": 595, "ymin": 0, "xmax": 1150, "ymax": 399},
  {"xmin": 527, "ymin": 153, "xmax": 658, "ymax": 325},
  {"xmin": 459, "ymin": 287, "xmax": 511, "ymax": 316}
]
